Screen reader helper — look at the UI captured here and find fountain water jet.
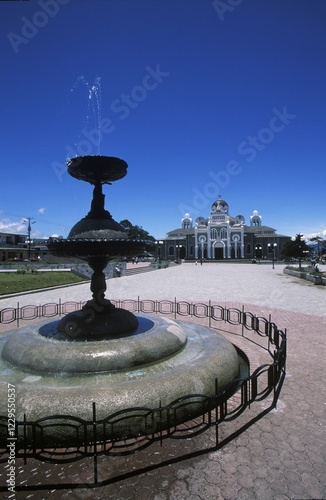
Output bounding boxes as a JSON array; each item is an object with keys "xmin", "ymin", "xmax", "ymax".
[
  {"xmin": 0, "ymin": 155, "xmax": 244, "ymax": 447},
  {"xmin": 70, "ymin": 75, "xmax": 102, "ymax": 155}
]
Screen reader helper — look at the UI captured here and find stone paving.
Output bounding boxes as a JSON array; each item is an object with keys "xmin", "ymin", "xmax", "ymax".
[{"xmin": 0, "ymin": 263, "xmax": 326, "ymax": 499}]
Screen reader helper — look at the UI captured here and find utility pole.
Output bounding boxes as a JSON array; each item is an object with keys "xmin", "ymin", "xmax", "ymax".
[{"xmin": 23, "ymin": 217, "xmax": 36, "ymax": 260}]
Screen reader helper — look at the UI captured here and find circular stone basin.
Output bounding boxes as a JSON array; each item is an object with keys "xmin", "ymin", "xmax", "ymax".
[
  {"xmin": 67, "ymin": 155, "xmax": 128, "ymax": 184},
  {"xmin": 2, "ymin": 316, "xmax": 187, "ymax": 373},
  {"xmin": 0, "ymin": 315, "xmax": 242, "ymax": 446}
]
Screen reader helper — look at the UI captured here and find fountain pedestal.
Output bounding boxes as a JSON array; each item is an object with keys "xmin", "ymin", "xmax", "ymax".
[{"xmin": 57, "ymin": 255, "xmax": 138, "ymax": 339}]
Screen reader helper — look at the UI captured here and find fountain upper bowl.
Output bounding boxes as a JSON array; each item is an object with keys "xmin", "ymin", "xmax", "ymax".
[{"xmin": 67, "ymin": 155, "xmax": 128, "ymax": 184}]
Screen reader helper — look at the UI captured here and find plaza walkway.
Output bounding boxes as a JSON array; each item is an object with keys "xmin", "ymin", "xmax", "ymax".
[
  {"xmin": 0, "ymin": 262, "xmax": 325, "ymax": 317},
  {"xmin": 0, "ymin": 263, "xmax": 325, "ymax": 499}
]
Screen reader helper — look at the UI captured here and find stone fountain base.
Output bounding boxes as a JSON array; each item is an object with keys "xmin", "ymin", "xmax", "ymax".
[{"xmin": 0, "ymin": 315, "xmax": 244, "ymax": 446}]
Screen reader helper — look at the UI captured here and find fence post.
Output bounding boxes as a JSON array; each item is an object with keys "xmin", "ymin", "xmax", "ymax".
[
  {"xmin": 38, "ymin": 304, "xmax": 42, "ymax": 321},
  {"xmin": 92, "ymin": 402, "xmax": 98, "ymax": 484},
  {"xmin": 23, "ymin": 414, "xmax": 27, "ymax": 465},
  {"xmin": 159, "ymin": 400, "xmax": 163, "ymax": 446},
  {"xmin": 215, "ymin": 378, "xmax": 219, "ymax": 447},
  {"xmin": 268, "ymin": 314, "xmax": 272, "ymax": 350},
  {"xmin": 16, "ymin": 302, "xmax": 20, "ymax": 328}
]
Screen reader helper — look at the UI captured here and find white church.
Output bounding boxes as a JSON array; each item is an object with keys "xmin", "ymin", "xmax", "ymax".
[{"xmin": 158, "ymin": 196, "xmax": 290, "ymax": 261}]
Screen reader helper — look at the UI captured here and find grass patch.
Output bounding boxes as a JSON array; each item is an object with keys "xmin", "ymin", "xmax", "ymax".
[{"xmin": 0, "ymin": 272, "xmax": 87, "ymax": 296}]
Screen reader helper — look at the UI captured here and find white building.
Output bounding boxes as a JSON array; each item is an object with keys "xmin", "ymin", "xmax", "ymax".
[
  {"xmin": 194, "ymin": 196, "xmax": 245, "ymax": 260},
  {"xmin": 160, "ymin": 196, "xmax": 290, "ymax": 261}
]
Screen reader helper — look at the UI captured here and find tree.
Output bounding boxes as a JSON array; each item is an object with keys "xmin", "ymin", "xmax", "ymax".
[
  {"xmin": 119, "ymin": 219, "xmax": 133, "ymax": 231},
  {"xmin": 282, "ymin": 233, "xmax": 311, "ymax": 269},
  {"xmin": 309, "ymin": 236, "xmax": 326, "ymax": 258},
  {"xmin": 119, "ymin": 220, "xmax": 155, "ymax": 242}
]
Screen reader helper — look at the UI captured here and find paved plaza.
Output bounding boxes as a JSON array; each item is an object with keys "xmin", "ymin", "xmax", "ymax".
[{"xmin": 0, "ymin": 263, "xmax": 326, "ymax": 499}]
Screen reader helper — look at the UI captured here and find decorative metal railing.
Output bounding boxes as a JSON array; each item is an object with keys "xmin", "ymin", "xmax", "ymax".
[{"xmin": 0, "ymin": 299, "xmax": 286, "ymax": 491}]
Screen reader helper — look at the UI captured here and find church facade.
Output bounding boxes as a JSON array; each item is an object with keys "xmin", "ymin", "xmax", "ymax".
[{"xmin": 158, "ymin": 196, "xmax": 290, "ymax": 262}]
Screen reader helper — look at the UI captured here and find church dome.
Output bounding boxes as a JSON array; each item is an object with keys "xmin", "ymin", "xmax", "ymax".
[
  {"xmin": 195, "ymin": 216, "xmax": 207, "ymax": 226},
  {"xmin": 250, "ymin": 209, "xmax": 262, "ymax": 227},
  {"xmin": 181, "ymin": 213, "xmax": 193, "ymax": 229},
  {"xmin": 211, "ymin": 195, "xmax": 229, "ymax": 214}
]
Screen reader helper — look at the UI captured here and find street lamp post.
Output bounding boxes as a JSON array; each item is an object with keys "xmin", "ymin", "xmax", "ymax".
[
  {"xmin": 267, "ymin": 243, "xmax": 277, "ymax": 269},
  {"xmin": 255, "ymin": 245, "xmax": 262, "ymax": 263},
  {"xmin": 176, "ymin": 244, "xmax": 182, "ymax": 263},
  {"xmin": 291, "ymin": 235, "xmax": 305, "ymax": 269},
  {"xmin": 155, "ymin": 240, "xmax": 163, "ymax": 263}
]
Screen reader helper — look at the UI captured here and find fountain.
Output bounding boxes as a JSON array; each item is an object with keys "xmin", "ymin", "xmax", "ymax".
[{"xmin": 0, "ymin": 155, "xmax": 243, "ymax": 446}]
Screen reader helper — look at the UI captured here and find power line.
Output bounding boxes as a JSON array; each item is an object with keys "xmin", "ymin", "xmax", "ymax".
[{"xmin": 0, "ymin": 211, "xmax": 70, "ymax": 230}]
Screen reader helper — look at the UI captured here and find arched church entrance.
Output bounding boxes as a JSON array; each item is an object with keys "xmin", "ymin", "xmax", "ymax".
[
  {"xmin": 179, "ymin": 246, "xmax": 186, "ymax": 259},
  {"xmin": 255, "ymin": 244, "xmax": 262, "ymax": 259},
  {"xmin": 214, "ymin": 247, "xmax": 223, "ymax": 260},
  {"xmin": 213, "ymin": 242, "xmax": 224, "ymax": 260}
]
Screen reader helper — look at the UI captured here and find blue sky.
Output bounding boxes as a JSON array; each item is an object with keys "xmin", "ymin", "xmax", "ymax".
[{"xmin": 1, "ymin": 0, "xmax": 325, "ymax": 241}]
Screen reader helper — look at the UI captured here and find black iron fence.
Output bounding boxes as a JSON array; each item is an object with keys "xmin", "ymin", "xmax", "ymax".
[
  {"xmin": 0, "ymin": 299, "xmax": 86, "ymax": 328},
  {"xmin": 1, "ymin": 298, "xmax": 283, "ymax": 343},
  {"xmin": 0, "ymin": 299, "xmax": 286, "ymax": 491}
]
